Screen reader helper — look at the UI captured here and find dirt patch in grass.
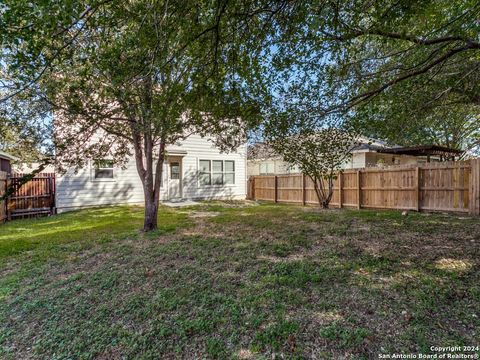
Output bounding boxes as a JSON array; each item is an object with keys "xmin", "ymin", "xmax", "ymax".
[{"xmin": 189, "ymin": 211, "xmax": 221, "ymax": 218}]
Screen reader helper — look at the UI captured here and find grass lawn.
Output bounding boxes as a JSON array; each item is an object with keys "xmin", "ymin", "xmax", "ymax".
[{"xmin": 0, "ymin": 202, "xmax": 479, "ymax": 359}]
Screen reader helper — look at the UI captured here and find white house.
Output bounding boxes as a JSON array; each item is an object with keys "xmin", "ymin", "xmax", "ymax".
[{"xmin": 55, "ymin": 134, "xmax": 247, "ymax": 212}]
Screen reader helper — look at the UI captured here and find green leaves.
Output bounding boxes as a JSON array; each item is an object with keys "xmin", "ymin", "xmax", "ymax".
[
  {"xmin": 2, "ymin": 0, "xmax": 290, "ymax": 169},
  {"xmin": 262, "ymin": 0, "xmax": 480, "ymax": 154}
]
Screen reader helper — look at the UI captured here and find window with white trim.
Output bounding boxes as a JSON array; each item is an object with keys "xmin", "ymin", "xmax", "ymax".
[
  {"xmin": 170, "ymin": 162, "xmax": 180, "ymax": 180},
  {"xmin": 199, "ymin": 160, "xmax": 235, "ymax": 185},
  {"xmin": 94, "ymin": 159, "xmax": 114, "ymax": 179},
  {"xmin": 260, "ymin": 162, "xmax": 274, "ymax": 175}
]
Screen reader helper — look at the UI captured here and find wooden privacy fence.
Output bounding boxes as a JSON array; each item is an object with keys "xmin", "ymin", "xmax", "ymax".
[
  {"xmin": 247, "ymin": 159, "xmax": 480, "ymax": 215},
  {"xmin": 1, "ymin": 173, "xmax": 56, "ymax": 221},
  {"xmin": 0, "ymin": 171, "xmax": 6, "ymax": 222}
]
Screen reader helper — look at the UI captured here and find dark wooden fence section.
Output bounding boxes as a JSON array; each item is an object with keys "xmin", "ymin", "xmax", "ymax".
[
  {"xmin": 0, "ymin": 171, "xmax": 6, "ymax": 222},
  {"xmin": 4, "ymin": 173, "xmax": 56, "ymax": 219},
  {"xmin": 248, "ymin": 159, "xmax": 480, "ymax": 215}
]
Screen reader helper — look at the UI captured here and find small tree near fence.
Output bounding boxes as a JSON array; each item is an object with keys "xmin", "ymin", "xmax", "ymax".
[{"xmin": 270, "ymin": 128, "xmax": 356, "ymax": 208}]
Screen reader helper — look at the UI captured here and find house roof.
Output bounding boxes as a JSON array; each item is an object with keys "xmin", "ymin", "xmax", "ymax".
[
  {"xmin": 377, "ymin": 145, "xmax": 463, "ymax": 157},
  {"xmin": 248, "ymin": 137, "xmax": 392, "ymax": 160},
  {"xmin": 248, "ymin": 139, "xmax": 463, "ymax": 161},
  {"xmin": 0, "ymin": 150, "xmax": 18, "ymax": 161}
]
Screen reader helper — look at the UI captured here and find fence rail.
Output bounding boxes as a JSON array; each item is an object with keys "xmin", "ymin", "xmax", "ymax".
[
  {"xmin": 247, "ymin": 159, "xmax": 480, "ymax": 215},
  {"xmin": 0, "ymin": 173, "xmax": 56, "ymax": 221}
]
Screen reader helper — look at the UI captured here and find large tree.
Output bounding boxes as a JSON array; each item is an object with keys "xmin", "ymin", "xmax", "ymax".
[
  {"xmin": 266, "ymin": 0, "xmax": 480, "ymax": 151},
  {"xmin": 1, "ymin": 0, "xmax": 292, "ymax": 230}
]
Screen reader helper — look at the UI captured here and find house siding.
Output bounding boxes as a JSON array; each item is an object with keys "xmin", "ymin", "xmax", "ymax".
[
  {"xmin": 247, "ymin": 154, "xmax": 365, "ymax": 175},
  {"xmin": 351, "ymin": 153, "xmax": 366, "ymax": 168},
  {"xmin": 56, "ymin": 134, "xmax": 247, "ymax": 212},
  {"xmin": 178, "ymin": 134, "xmax": 247, "ymax": 201},
  {"xmin": 247, "ymin": 159, "xmax": 300, "ymax": 176},
  {"xmin": 364, "ymin": 152, "xmax": 420, "ymax": 167},
  {"xmin": 0, "ymin": 158, "xmax": 11, "ymax": 174}
]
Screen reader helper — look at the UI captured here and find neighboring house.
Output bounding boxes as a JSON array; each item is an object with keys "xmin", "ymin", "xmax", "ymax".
[
  {"xmin": 14, "ymin": 162, "xmax": 55, "ymax": 174},
  {"xmin": 56, "ymin": 134, "xmax": 247, "ymax": 212},
  {"xmin": 247, "ymin": 142, "xmax": 300, "ymax": 176},
  {"xmin": 350, "ymin": 143, "xmax": 462, "ymax": 168},
  {"xmin": 247, "ymin": 157, "xmax": 300, "ymax": 176},
  {"xmin": 247, "ymin": 140, "xmax": 462, "ymax": 176},
  {"xmin": 0, "ymin": 151, "xmax": 17, "ymax": 175}
]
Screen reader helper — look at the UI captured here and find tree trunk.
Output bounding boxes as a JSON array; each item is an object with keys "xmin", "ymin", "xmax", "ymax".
[
  {"xmin": 143, "ymin": 187, "xmax": 158, "ymax": 231},
  {"xmin": 130, "ymin": 127, "xmax": 161, "ymax": 232},
  {"xmin": 312, "ymin": 176, "xmax": 328, "ymax": 209},
  {"xmin": 312, "ymin": 175, "xmax": 335, "ymax": 209},
  {"xmin": 143, "ymin": 142, "xmax": 166, "ymax": 232}
]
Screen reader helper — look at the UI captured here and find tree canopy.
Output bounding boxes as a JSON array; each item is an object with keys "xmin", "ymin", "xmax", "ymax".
[
  {"xmin": 1, "ymin": 0, "xmax": 294, "ymax": 229},
  {"xmin": 265, "ymin": 0, "xmax": 479, "ymax": 152}
]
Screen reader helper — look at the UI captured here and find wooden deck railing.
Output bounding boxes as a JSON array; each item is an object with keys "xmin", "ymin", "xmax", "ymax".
[{"xmin": 247, "ymin": 159, "xmax": 480, "ymax": 215}]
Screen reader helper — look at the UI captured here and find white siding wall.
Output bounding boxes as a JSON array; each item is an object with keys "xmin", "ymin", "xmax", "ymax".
[
  {"xmin": 247, "ymin": 159, "xmax": 300, "ymax": 176},
  {"xmin": 175, "ymin": 134, "xmax": 247, "ymax": 201},
  {"xmin": 365, "ymin": 152, "xmax": 419, "ymax": 167},
  {"xmin": 351, "ymin": 153, "xmax": 366, "ymax": 168},
  {"xmin": 56, "ymin": 134, "xmax": 247, "ymax": 212},
  {"xmin": 247, "ymin": 161, "xmax": 261, "ymax": 176}
]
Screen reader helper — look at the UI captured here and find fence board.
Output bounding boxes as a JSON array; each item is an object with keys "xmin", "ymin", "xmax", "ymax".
[
  {"xmin": 0, "ymin": 171, "xmax": 6, "ymax": 222},
  {"xmin": 247, "ymin": 160, "xmax": 479, "ymax": 215},
  {"xmin": 470, "ymin": 159, "xmax": 480, "ymax": 215},
  {"xmin": 5, "ymin": 173, "xmax": 56, "ymax": 219}
]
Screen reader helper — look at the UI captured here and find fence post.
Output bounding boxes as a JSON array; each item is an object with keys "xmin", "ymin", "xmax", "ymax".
[
  {"xmin": 469, "ymin": 159, "xmax": 480, "ymax": 215},
  {"xmin": 49, "ymin": 177, "xmax": 54, "ymax": 215},
  {"xmin": 415, "ymin": 167, "xmax": 421, "ymax": 212},
  {"xmin": 2, "ymin": 177, "xmax": 6, "ymax": 222},
  {"xmin": 357, "ymin": 170, "xmax": 361, "ymax": 209},
  {"xmin": 274, "ymin": 175, "xmax": 278, "ymax": 203},
  {"xmin": 252, "ymin": 177, "xmax": 255, "ymax": 200},
  {"xmin": 338, "ymin": 172, "xmax": 343, "ymax": 209},
  {"xmin": 302, "ymin": 173, "xmax": 306, "ymax": 206},
  {"xmin": 6, "ymin": 178, "xmax": 11, "ymax": 220}
]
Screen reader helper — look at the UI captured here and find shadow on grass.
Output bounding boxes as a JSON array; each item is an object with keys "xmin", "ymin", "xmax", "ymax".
[{"xmin": 0, "ymin": 206, "xmax": 190, "ymax": 262}]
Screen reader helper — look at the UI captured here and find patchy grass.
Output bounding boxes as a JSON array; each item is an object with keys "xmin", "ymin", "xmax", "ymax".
[{"xmin": 0, "ymin": 203, "xmax": 479, "ymax": 359}]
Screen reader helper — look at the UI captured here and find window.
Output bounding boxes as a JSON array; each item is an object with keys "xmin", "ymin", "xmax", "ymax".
[
  {"xmin": 225, "ymin": 160, "xmax": 235, "ymax": 184},
  {"xmin": 199, "ymin": 160, "xmax": 235, "ymax": 185},
  {"xmin": 260, "ymin": 162, "xmax": 274, "ymax": 175},
  {"xmin": 94, "ymin": 159, "xmax": 114, "ymax": 179},
  {"xmin": 199, "ymin": 160, "xmax": 211, "ymax": 186},
  {"xmin": 170, "ymin": 162, "xmax": 180, "ymax": 180},
  {"xmin": 212, "ymin": 160, "xmax": 223, "ymax": 185}
]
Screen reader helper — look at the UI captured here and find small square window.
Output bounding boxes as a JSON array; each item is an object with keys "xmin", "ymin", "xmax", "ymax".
[
  {"xmin": 212, "ymin": 173, "xmax": 223, "ymax": 185},
  {"xmin": 225, "ymin": 161, "xmax": 234, "ymax": 172},
  {"xmin": 260, "ymin": 163, "xmax": 274, "ymax": 175},
  {"xmin": 212, "ymin": 160, "xmax": 223, "ymax": 172},
  {"xmin": 224, "ymin": 173, "xmax": 235, "ymax": 184},
  {"xmin": 199, "ymin": 160, "xmax": 211, "ymax": 173},
  {"xmin": 94, "ymin": 159, "xmax": 114, "ymax": 179},
  {"xmin": 199, "ymin": 172, "xmax": 211, "ymax": 186}
]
